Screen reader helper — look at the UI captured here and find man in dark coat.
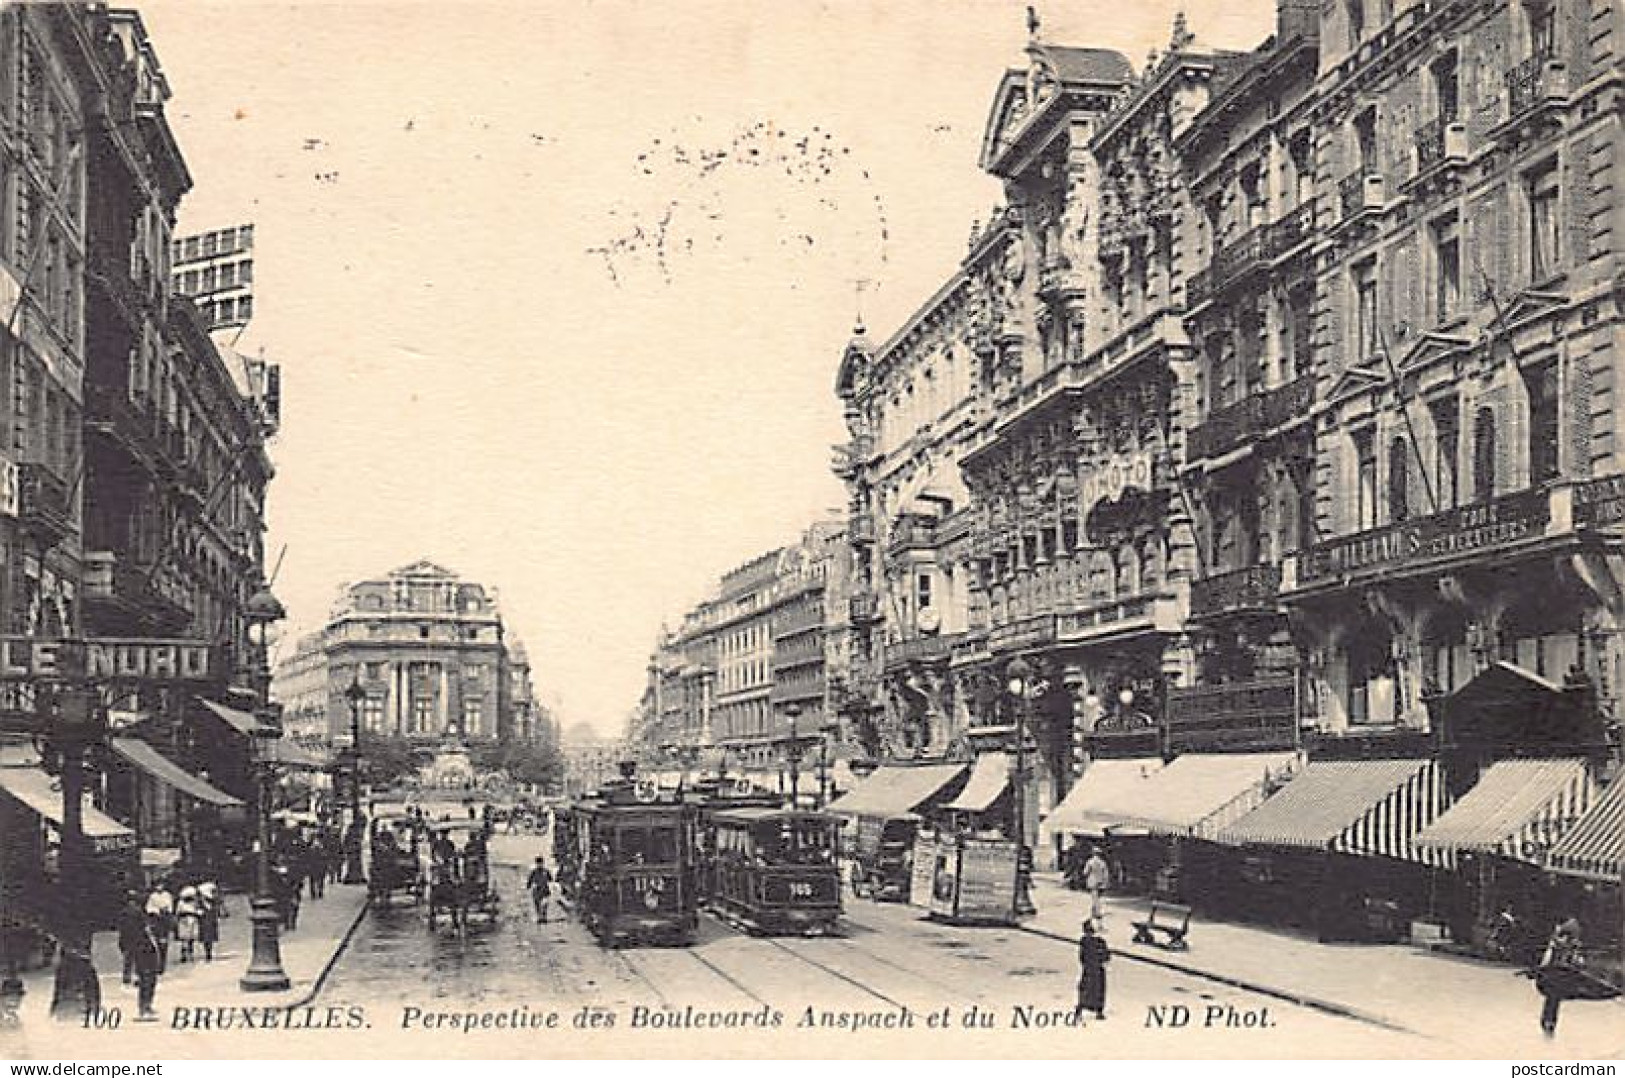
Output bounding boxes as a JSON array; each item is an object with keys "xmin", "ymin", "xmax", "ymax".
[
  {"xmin": 117, "ymin": 892, "xmax": 145, "ymax": 985},
  {"xmin": 1075, "ymin": 919, "xmax": 1110, "ymax": 1021},
  {"xmin": 127, "ymin": 913, "xmax": 164, "ymax": 1021}
]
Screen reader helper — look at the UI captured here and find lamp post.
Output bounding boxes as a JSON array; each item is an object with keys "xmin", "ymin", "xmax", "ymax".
[
  {"xmin": 817, "ymin": 723, "xmax": 835, "ymax": 808},
  {"xmin": 342, "ymin": 674, "xmax": 368, "ymax": 884},
  {"xmin": 1005, "ymin": 658, "xmax": 1038, "ymax": 917},
  {"xmin": 240, "ymin": 584, "xmax": 290, "ymax": 993},
  {"xmin": 785, "ymin": 703, "xmax": 802, "ymax": 807}
]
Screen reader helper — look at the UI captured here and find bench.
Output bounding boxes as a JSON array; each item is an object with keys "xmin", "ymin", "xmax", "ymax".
[{"xmin": 1132, "ymin": 900, "xmax": 1193, "ymax": 950}]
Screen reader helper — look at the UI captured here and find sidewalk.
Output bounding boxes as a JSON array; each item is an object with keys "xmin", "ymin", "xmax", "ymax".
[
  {"xmin": 18, "ymin": 880, "xmax": 369, "ymax": 1025},
  {"xmin": 1023, "ymin": 873, "xmax": 1625, "ymax": 1058}
]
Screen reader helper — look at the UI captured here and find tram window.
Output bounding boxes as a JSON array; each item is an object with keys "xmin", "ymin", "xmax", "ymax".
[{"xmin": 649, "ymin": 827, "xmax": 678, "ymax": 864}]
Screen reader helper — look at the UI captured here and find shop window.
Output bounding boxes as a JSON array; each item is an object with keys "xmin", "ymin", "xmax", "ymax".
[{"xmin": 1348, "ymin": 630, "xmax": 1397, "ymax": 726}]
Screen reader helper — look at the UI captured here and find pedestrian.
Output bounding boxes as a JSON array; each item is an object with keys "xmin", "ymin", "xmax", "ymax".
[
  {"xmin": 144, "ymin": 880, "xmax": 175, "ymax": 974},
  {"xmin": 1535, "ymin": 915, "xmax": 1585, "ymax": 1037},
  {"xmin": 304, "ymin": 837, "xmax": 326, "ymax": 900},
  {"xmin": 273, "ymin": 858, "xmax": 301, "ymax": 931},
  {"xmin": 1075, "ymin": 919, "xmax": 1110, "ymax": 1021},
  {"xmin": 197, "ymin": 879, "xmax": 221, "ymax": 962},
  {"xmin": 116, "ymin": 891, "xmax": 145, "ymax": 985},
  {"xmin": 173, "ymin": 885, "xmax": 201, "ymax": 963},
  {"xmin": 1082, "ymin": 846, "xmax": 1111, "ymax": 920},
  {"xmin": 128, "ymin": 912, "xmax": 164, "ymax": 1022},
  {"xmin": 526, "ymin": 856, "xmax": 554, "ymax": 923}
]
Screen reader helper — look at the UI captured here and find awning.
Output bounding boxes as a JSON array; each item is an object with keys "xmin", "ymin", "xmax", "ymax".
[
  {"xmin": 1043, "ymin": 757, "xmax": 1166, "ymax": 835},
  {"xmin": 110, "ymin": 738, "xmax": 243, "ymax": 807},
  {"xmin": 1108, "ymin": 753, "xmax": 1299, "ymax": 838},
  {"xmin": 264, "ymin": 739, "xmax": 329, "ymax": 770},
  {"xmin": 1547, "ymin": 776, "xmax": 1625, "ymax": 882},
  {"xmin": 942, "ymin": 753, "xmax": 1010, "ymax": 813},
  {"xmin": 1416, "ymin": 758, "xmax": 1593, "ymax": 862},
  {"xmin": 827, "ymin": 763, "xmax": 967, "ymax": 819},
  {"xmin": 199, "ymin": 698, "xmax": 261, "ymax": 736},
  {"xmin": 1214, "ymin": 759, "xmax": 1448, "ymax": 864},
  {"xmin": 0, "ymin": 766, "xmax": 137, "ymax": 853}
]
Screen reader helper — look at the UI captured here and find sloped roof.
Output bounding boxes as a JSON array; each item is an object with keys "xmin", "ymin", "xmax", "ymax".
[{"xmin": 1040, "ymin": 45, "xmax": 1134, "ymax": 84}]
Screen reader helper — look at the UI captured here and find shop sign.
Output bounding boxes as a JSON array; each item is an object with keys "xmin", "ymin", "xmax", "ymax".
[
  {"xmin": 0, "ymin": 637, "xmax": 219, "ymax": 682},
  {"xmin": 1080, "ymin": 451, "xmax": 1154, "ymax": 515},
  {"xmin": 0, "ymin": 454, "xmax": 16, "ymax": 517},
  {"xmin": 1299, "ymin": 489, "xmax": 1549, "ymax": 584}
]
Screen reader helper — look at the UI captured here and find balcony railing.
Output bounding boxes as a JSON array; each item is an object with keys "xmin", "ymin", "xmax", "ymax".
[
  {"xmin": 1165, "ymin": 676, "xmax": 1299, "ymax": 752},
  {"xmin": 1190, "ymin": 563, "xmax": 1283, "ymax": 620},
  {"xmin": 1267, "ymin": 201, "xmax": 1315, "ymax": 258},
  {"xmin": 82, "ymin": 550, "xmax": 194, "ymax": 627},
  {"xmin": 1186, "ymin": 266, "xmax": 1213, "ymax": 308},
  {"xmin": 849, "ymin": 512, "xmax": 875, "ymax": 546},
  {"xmin": 888, "ymin": 514, "xmax": 938, "ymax": 553},
  {"xmin": 988, "ymin": 613, "xmax": 1055, "ymax": 654},
  {"xmin": 1339, "ymin": 172, "xmax": 1384, "ymax": 221},
  {"xmin": 1506, "ymin": 55, "xmax": 1569, "ymax": 120},
  {"xmin": 1055, "ymin": 591, "xmax": 1175, "ymax": 641},
  {"xmin": 1413, "ymin": 116, "xmax": 1468, "ymax": 172},
  {"xmin": 848, "ymin": 591, "xmax": 881, "ymax": 625},
  {"xmin": 1210, "ymin": 227, "xmax": 1268, "ymax": 292},
  {"xmin": 1187, "ymin": 375, "xmax": 1314, "ymax": 461},
  {"xmin": 17, "ymin": 462, "xmax": 74, "ymax": 543}
]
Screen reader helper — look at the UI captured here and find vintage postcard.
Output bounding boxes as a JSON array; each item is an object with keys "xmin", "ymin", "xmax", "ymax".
[{"xmin": 0, "ymin": 0, "xmax": 1620, "ymax": 1063}]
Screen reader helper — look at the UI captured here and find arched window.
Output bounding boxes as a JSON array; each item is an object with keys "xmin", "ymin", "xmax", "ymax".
[
  {"xmin": 1473, "ymin": 408, "xmax": 1497, "ymax": 502},
  {"xmin": 1389, "ymin": 437, "xmax": 1410, "ymax": 522}
]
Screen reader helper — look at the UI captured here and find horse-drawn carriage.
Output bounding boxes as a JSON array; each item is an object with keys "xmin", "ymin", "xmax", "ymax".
[
  {"xmin": 368, "ymin": 810, "xmax": 425, "ymax": 907},
  {"xmin": 425, "ymin": 820, "xmax": 499, "ymax": 931}
]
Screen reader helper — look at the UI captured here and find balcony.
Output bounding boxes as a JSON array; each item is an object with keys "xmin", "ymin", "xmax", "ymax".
[
  {"xmin": 888, "ymin": 514, "xmax": 938, "ymax": 554},
  {"xmin": 849, "ymin": 512, "xmax": 875, "ymax": 547},
  {"xmin": 848, "ymin": 591, "xmax": 881, "ymax": 625},
  {"xmin": 82, "ymin": 550, "xmax": 193, "ymax": 631},
  {"xmin": 988, "ymin": 613, "xmax": 1055, "ymax": 654},
  {"xmin": 17, "ymin": 462, "xmax": 75, "ymax": 545},
  {"xmin": 85, "ymin": 384, "xmax": 163, "ymax": 470},
  {"xmin": 1055, "ymin": 591, "xmax": 1178, "ymax": 643},
  {"xmin": 773, "ymin": 602, "xmax": 826, "ymax": 638},
  {"xmin": 1038, "ymin": 258, "xmax": 1087, "ymax": 300},
  {"xmin": 1189, "ymin": 563, "xmax": 1283, "ymax": 621},
  {"xmin": 1209, "ymin": 226, "xmax": 1268, "ymax": 294},
  {"xmin": 884, "ymin": 630, "xmax": 963, "ymax": 669},
  {"xmin": 1338, "ymin": 172, "xmax": 1384, "ymax": 222},
  {"xmin": 1186, "ymin": 266, "xmax": 1213, "ymax": 309},
  {"xmin": 1267, "ymin": 202, "xmax": 1315, "ymax": 259},
  {"xmin": 1165, "ymin": 676, "xmax": 1299, "ymax": 753},
  {"xmin": 1187, "ymin": 375, "xmax": 1315, "ymax": 461},
  {"xmin": 1413, "ymin": 116, "xmax": 1468, "ymax": 173},
  {"xmin": 1505, "ymin": 55, "xmax": 1569, "ymax": 121},
  {"xmin": 769, "ymin": 677, "xmax": 826, "ymax": 705}
]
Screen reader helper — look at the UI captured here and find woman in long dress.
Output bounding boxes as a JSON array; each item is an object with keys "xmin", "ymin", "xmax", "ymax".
[
  {"xmin": 1076, "ymin": 919, "xmax": 1110, "ymax": 1021},
  {"xmin": 173, "ymin": 886, "xmax": 201, "ymax": 963}
]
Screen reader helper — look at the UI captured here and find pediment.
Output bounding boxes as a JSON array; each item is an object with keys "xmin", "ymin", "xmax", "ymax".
[
  {"xmin": 1395, "ymin": 329, "xmax": 1473, "ymax": 373},
  {"xmin": 393, "ymin": 559, "xmax": 457, "ymax": 580},
  {"xmin": 978, "ymin": 69, "xmax": 1033, "ymax": 173},
  {"xmin": 1495, "ymin": 288, "xmax": 1568, "ymax": 330},
  {"xmin": 1325, "ymin": 364, "xmax": 1387, "ymax": 405}
]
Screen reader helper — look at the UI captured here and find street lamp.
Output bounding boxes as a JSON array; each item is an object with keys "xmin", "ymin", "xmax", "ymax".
[
  {"xmin": 342, "ymin": 674, "xmax": 368, "ymax": 884},
  {"xmin": 240, "ymin": 584, "xmax": 290, "ymax": 993},
  {"xmin": 1005, "ymin": 657, "xmax": 1038, "ymax": 917},
  {"xmin": 785, "ymin": 703, "xmax": 802, "ymax": 807}
]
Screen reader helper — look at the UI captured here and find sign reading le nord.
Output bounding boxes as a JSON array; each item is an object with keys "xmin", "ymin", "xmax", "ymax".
[{"xmin": 0, "ymin": 637, "xmax": 219, "ymax": 682}]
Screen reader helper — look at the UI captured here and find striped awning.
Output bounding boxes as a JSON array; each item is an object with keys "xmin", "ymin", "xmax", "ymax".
[
  {"xmin": 1416, "ymin": 758, "xmax": 1594, "ymax": 862},
  {"xmin": 1043, "ymin": 757, "xmax": 1166, "ymax": 835},
  {"xmin": 943, "ymin": 753, "xmax": 1010, "ymax": 813},
  {"xmin": 1547, "ymin": 776, "xmax": 1625, "ymax": 882},
  {"xmin": 1214, "ymin": 759, "xmax": 1449, "ymax": 864},
  {"xmin": 1107, "ymin": 753, "xmax": 1299, "ymax": 839}
]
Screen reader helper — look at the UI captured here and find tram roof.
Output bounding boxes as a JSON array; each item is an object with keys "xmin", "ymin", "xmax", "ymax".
[{"xmin": 709, "ymin": 806, "xmax": 840, "ymax": 824}]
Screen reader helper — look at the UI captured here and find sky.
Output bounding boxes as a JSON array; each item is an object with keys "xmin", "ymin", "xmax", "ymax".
[{"xmin": 138, "ymin": 0, "xmax": 1275, "ymax": 736}]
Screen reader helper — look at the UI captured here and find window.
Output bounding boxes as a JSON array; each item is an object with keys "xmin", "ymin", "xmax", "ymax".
[
  {"xmin": 1430, "ymin": 396, "xmax": 1459, "ymax": 509},
  {"xmin": 1239, "ymin": 165, "xmax": 1263, "ymax": 230},
  {"xmin": 1353, "ymin": 258, "xmax": 1379, "ymax": 363},
  {"xmin": 418, "ymin": 624, "xmax": 430, "ymax": 639},
  {"xmin": 1473, "ymin": 408, "xmax": 1497, "ymax": 501},
  {"xmin": 365, "ymin": 661, "xmax": 384, "ymax": 681},
  {"xmin": 1355, "ymin": 431, "xmax": 1378, "ymax": 529},
  {"xmin": 1354, "ymin": 109, "xmax": 1377, "ymax": 175},
  {"xmin": 1528, "ymin": 0, "xmax": 1556, "ymax": 59},
  {"xmin": 1528, "ymin": 161, "xmax": 1560, "ymax": 281},
  {"xmin": 1388, "ymin": 438, "xmax": 1411, "ymax": 523},
  {"xmin": 1290, "ymin": 131, "xmax": 1314, "ymax": 206},
  {"xmin": 1348, "ymin": 0, "xmax": 1365, "ymax": 45},
  {"xmin": 1432, "ymin": 213, "xmax": 1461, "ymax": 323},
  {"xmin": 361, "ymin": 697, "xmax": 384, "ymax": 732},
  {"xmin": 1526, "ymin": 360, "xmax": 1560, "ymax": 485},
  {"xmin": 463, "ymin": 697, "xmax": 483, "ymax": 736},
  {"xmin": 1431, "ymin": 51, "xmax": 1460, "ymax": 122},
  {"xmin": 1288, "ymin": 286, "xmax": 1314, "ymax": 379},
  {"xmin": 412, "ymin": 695, "xmax": 434, "ymax": 734},
  {"xmin": 1209, "ymin": 330, "xmax": 1237, "ymax": 409}
]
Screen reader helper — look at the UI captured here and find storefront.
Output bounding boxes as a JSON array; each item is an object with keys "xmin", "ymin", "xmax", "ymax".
[
  {"xmin": 105, "ymin": 736, "xmax": 244, "ymax": 884},
  {"xmin": 1414, "ymin": 757, "xmax": 1596, "ymax": 952},
  {"xmin": 1545, "ymin": 776, "xmax": 1624, "ymax": 970},
  {"xmin": 1213, "ymin": 759, "xmax": 1449, "ymax": 940},
  {"xmin": 1042, "ymin": 756, "xmax": 1166, "ymax": 893}
]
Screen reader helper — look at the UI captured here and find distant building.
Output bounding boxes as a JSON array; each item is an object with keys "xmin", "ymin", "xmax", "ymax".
[
  {"xmin": 170, "ymin": 223, "xmax": 254, "ymax": 332},
  {"xmin": 272, "ymin": 560, "xmax": 537, "ymax": 745}
]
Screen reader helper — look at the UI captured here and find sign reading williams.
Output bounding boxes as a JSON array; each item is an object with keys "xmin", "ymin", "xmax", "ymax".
[{"xmin": 1299, "ymin": 489, "xmax": 1549, "ymax": 584}]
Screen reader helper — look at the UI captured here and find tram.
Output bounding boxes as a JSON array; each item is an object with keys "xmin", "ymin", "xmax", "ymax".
[
  {"xmin": 566, "ymin": 782, "xmax": 701, "ymax": 947},
  {"xmin": 704, "ymin": 806, "xmax": 842, "ymax": 936}
]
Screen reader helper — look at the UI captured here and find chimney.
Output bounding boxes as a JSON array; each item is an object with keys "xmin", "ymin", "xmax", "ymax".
[{"xmin": 1277, "ymin": 0, "xmax": 1319, "ymax": 45}]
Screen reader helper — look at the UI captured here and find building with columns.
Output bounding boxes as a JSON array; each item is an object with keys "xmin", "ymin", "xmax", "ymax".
[{"xmin": 272, "ymin": 560, "xmax": 537, "ymax": 746}]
